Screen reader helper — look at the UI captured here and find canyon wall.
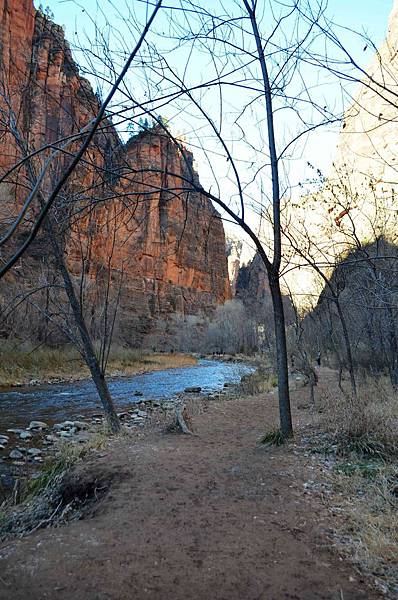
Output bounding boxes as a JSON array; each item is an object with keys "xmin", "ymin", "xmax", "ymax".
[
  {"xmin": 282, "ymin": 1, "xmax": 398, "ymax": 306},
  {"xmin": 0, "ymin": 1, "xmax": 230, "ymax": 344}
]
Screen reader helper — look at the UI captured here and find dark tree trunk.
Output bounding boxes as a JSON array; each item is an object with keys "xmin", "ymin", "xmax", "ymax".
[
  {"xmin": 335, "ymin": 300, "xmax": 357, "ymax": 397},
  {"xmin": 269, "ymin": 272, "xmax": 293, "ymax": 438},
  {"xmin": 49, "ymin": 230, "xmax": 120, "ymax": 433}
]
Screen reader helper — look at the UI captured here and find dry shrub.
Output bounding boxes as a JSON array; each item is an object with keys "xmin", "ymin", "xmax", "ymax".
[
  {"xmin": 315, "ymin": 375, "xmax": 398, "ymax": 594},
  {"xmin": 319, "ymin": 378, "xmax": 398, "ymax": 461},
  {"xmin": 0, "ymin": 433, "xmax": 114, "ymax": 540},
  {"xmin": 240, "ymin": 367, "xmax": 277, "ymax": 396},
  {"xmin": 329, "ymin": 466, "xmax": 398, "ymax": 594}
]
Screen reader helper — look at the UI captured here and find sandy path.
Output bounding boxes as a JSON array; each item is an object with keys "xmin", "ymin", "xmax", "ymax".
[{"xmin": 0, "ymin": 385, "xmax": 380, "ymax": 599}]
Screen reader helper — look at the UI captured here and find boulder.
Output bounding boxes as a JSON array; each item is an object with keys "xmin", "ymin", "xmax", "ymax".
[
  {"xmin": 19, "ymin": 431, "xmax": 32, "ymax": 440},
  {"xmin": 134, "ymin": 391, "xmax": 144, "ymax": 397},
  {"xmin": 7, "ymin": 428, "xmax": 25, "ymax": 435}
]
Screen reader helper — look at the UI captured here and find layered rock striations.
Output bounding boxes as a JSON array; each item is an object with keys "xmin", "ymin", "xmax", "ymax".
[{"xmin": 0, "ymin": 1, "xmax": 230, "ymax": 344}]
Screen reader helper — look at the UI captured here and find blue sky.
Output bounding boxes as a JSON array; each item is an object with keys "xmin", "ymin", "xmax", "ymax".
[
  {"xmin": 39, "ymin": 1, "xmax": 393, "ymax": 49},
  {"xmin": 34, "ymin": 1, "xmax": 396, "ymax": 249}
]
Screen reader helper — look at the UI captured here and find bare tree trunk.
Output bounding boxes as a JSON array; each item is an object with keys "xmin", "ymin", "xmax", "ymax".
[
  {"xmin": 244, "ymin": 1, "xmax": 293, "ymax": 438},
  {"xmin": 269, "ymin": 273, "xmax": 293, "ymax": 438},
  {"xmin": 335, "ymin": 299, "xmax": 357, "ymax": 397},
  {"xmin": 49, "ymin": 229, "xmax": 120, "ymax": 433}
]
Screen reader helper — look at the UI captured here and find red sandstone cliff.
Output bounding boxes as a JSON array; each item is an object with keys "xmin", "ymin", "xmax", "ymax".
[{"xmin": 0, "ymin": 1, "xmax": 231, "ymax": 344}]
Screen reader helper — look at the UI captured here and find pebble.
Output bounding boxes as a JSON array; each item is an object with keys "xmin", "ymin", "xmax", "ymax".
[
  {"xmin": 27, "ymin": 448, "xmax": 42, "ymax": 457},
  {"xmin": 72, "ymin": 421, "xmax": 88, "ymax": 430},
  {"xmin": 53, "ymin": 421, "xmax": 76, "ymax": 431},
  {"xmin": 9, "ymin": 449, "xmax": 24, "ymax": 460},
  {"xmin": 135, "ymin": 410, "xmax": 148, "ymax": 418}
]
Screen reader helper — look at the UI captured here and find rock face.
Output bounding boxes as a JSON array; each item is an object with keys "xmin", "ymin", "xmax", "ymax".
[
  {"xmin": 0, "ymin": 2, "xmax": 231, "ymax": 344},
  {"xmin": 332, "ymin": 1, "xmax": 398, "ymax": 191},
  {"xmin": 226, "ymin": 237, "xmax": 243, "ymax": 296},
  {"xmin": 282, "ymin": 2, "xmax": 398, "ymax": 306},
  {"xmin": 236, "ymin": 253, "xmax": 294, "ymax": 325}
]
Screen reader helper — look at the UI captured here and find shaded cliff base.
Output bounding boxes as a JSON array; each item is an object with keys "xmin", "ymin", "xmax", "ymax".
[
  {"xmin": 0, "ymin": 344, "xmax": 196, "ymax": 387},
  {"xmin": 0, "ymin": 369, "xmax": 396, "ymax": 599}
]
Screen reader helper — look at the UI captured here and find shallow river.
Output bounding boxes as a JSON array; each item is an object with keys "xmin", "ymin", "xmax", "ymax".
[{"xmin": 0, "ymin": 359, "xmax": 254, "ymax": 431}]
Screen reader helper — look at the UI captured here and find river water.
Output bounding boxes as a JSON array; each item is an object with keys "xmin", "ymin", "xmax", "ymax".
[{"xmin": 0, "ymin": 359, "xmax": 254, "ymax": 431}]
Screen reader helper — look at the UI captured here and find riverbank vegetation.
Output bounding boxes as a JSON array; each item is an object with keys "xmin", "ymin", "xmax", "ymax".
[
  {"xmin": 0, "ymin": 344, "xmax": 196, "ymax": 387},
  {"xmin": 301, "ymin": 374, "xmax": 398, "ymax": 596}
]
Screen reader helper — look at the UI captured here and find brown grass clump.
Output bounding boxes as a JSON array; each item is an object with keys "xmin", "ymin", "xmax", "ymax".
[
  {"xmin": 0, "ymin": 342, "xmax": 196, "ymax": 387},
  {"xmin": 328, "ymin": 465, "xmax": 398, "ymax": 595},
  {"xmin": 319, "ymin": 378, "xmax": 398, "ymax": 462},
  {"xmin": 0, "ymin": 433, "xmax": 116, "ymax": 540},
  {"xmin": 240, "ymin": 367, "xmax": 277, "ymax": 396},
  {"xmin": 314, "ymin": 375, "xmax": 398, "ymax": 595}
]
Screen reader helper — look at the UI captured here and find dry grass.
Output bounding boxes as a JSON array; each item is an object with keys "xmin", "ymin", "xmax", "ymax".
[
  {"xmin": 0, "ymin": 431, "xmax": 116, "ymax": 540},
  {"xmin": 327, "ymin": 465, "xmax": 398, "ymax": 595},
  {"xmin": 311, "ymin": 374, "xmax": 398, "ymax": 596},
  {"xmin": 239, "ymin": 367, "xmax": 277, "ymax": 395},
  {"xmin": 318, "ymin": 377, "xmax": 398, "ymax": 461},
  {"xmin": 0, "ymin": 342, "xmax": 196, "ymax": 387}
]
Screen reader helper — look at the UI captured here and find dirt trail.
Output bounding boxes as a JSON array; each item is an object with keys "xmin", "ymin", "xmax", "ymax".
[{"xmin": 0, "ymin": 383, "xmax": 380, "ymax": 600}]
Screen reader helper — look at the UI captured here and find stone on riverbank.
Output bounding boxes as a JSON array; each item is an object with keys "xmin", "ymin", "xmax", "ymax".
[
  {"xmin": 27, "ymin": 448, "xmax": 41, "ymax": 457},
  {"xmin": 134, "ymin": 410, "xmax": 148, "ymax": 418},
  {"xmin": 28, "ymin": 421, "xmax": 48, "ymax": 431},
  {"xmin": 9, "ymin": 449, "xmax": 24, "ymax": 460},
  {"xmin": 19, "ymin": 432, "xmax": 32, "ymax": 440}
]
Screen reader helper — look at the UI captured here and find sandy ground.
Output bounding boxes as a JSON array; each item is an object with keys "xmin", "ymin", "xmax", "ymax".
[{"xmin": 0, "ymin": 377, "xmax": 381, "ymax": 600}]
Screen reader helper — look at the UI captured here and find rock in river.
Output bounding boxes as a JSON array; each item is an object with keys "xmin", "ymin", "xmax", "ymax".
[{"xmin": 184, "ymin": 386, "xmax": 202, "ymax": 393}]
